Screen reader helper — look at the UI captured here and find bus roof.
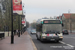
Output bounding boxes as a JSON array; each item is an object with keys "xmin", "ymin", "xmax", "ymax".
[{"xmin": 41, "ymin": 19, "xmax": 61, "ymax": 21}]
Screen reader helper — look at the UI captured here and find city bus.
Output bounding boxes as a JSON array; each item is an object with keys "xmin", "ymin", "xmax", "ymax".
[{"xmin": 36, "ymin": 19, "xmax": 63, "ymax": 42}]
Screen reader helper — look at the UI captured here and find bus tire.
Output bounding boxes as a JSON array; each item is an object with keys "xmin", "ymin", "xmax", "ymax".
[
  {"xmin": 40, "ymin": 39, "xmax": 44, "ymax": 42},
  {"xmin": 40, "ymin": 36, "xmax": 44, "ymax": 42},
  {"xmin": 36, "ymin": 35, "xmax": 39, "ymax": 40},
  {"xmin": 37, "ymin": 37, "xmax": 39, "ymax": 40}
]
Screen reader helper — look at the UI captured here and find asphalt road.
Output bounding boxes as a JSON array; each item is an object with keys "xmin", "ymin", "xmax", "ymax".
[{"xmin": 27, "ymin": 29, "xmax": 75, "ymax": 50}]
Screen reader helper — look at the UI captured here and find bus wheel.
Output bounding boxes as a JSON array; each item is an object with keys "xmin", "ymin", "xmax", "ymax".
[
  {"xmin": 36, "ymin": 35, "xmax": 39, "ymax": 40},
  {"xmin": 40, "ymin": 39, "xmax": 44, "ymax": 42},
  {"xmin": 37, "ymin": 37, "xmax": 39, "ymax": 40},
  {"xmin": 40, "ymin": 37, "xmax": 44, "ymax": 42}
]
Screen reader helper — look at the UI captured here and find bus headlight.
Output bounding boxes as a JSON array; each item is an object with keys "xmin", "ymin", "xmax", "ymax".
[
  {"xmin": 59, "ymin": 36, "xmax": 63, "ymax": 38},
  {"xmin": 42, "ymin": 37, "xmax": 46, "ymax": 38}
]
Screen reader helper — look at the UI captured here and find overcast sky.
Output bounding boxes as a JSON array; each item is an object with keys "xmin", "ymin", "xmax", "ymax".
[{"xmin": 22, "ymin": 0, "xmax": 75, "ymax": 23}]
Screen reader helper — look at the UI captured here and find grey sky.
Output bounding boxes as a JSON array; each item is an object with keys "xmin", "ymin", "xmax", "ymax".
[{"xmin": 22, "ymin": 0, "xmax": 75, "ymax": 23}]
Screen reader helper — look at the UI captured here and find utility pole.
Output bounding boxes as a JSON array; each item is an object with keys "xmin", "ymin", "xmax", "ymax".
[{"xmin": 11, "ymin": 0, "xmax": 14, "ymax": 44}]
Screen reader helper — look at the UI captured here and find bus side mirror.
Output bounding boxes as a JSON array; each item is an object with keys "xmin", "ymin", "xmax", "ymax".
[
  {"xmin": 40, "ymin": 26, "xmax": 42, "ymax": 28},
  {"xmin": 62, "ymin": 23, "xmax": 64, "ymax": 27},
  {"xmin": 40, "ymin": 25, "xmax": 42, "ymax": 28}
]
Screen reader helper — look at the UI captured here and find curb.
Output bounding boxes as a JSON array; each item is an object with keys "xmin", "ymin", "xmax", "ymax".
[{"xmin": 28, "ymin": 34, "xmax": 37, "ymax": 50}]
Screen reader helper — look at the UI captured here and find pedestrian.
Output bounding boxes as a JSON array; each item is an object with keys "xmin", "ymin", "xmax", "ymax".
[
  {"xmin": 16, "ymin": 29, "xmax": 18, "ymax": 35},
  {"xmin": 14, "ymin": 30, "xmax": 16, "ymax": 35}
]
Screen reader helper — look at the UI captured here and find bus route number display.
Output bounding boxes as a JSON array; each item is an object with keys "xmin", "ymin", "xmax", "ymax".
[{"xmin": 44, "ymin": 20, "xmax": 61, "ymax": 24}]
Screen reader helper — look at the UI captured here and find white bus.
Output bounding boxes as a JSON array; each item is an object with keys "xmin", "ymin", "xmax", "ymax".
[{"xmin": 36, "ymin": 19, "xmax": 63, "ymax": 42}]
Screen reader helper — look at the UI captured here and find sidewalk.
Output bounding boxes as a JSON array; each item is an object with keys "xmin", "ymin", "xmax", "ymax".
[{"xmin": 0, "ymin": 31, "xmax": 37, "ymax": 50}]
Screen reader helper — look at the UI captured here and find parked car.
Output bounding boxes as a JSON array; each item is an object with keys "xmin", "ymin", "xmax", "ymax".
[
  {"xmin": 62, "ymin": 29, "xmax": 69, "ymax": 35},
  {"xmin": 31, "ymin": 30, "xmax": 36, "ymax": 34}
]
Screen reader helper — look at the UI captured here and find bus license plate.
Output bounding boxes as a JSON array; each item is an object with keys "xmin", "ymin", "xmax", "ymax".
[{"xmin": 51, "ymin": 39, "xmax": 55, "ymax": 40}]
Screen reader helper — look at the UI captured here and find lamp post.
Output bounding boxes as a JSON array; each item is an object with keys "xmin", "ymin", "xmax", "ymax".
[{"xmin": 11, "ymin": 0, "xmax": 14, "ymax": 44}]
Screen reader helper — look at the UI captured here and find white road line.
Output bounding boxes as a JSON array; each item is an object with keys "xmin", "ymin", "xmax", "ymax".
[
  {"xmin": 60, "ymin": 41, "xmax": 74, "ymax": 47},
  {"xmin": 66, "ymin": 44, "xmax": 74, "ymax": 47},
  {"xmin": 60, "ymin": 41, "xmax": 66, "ymax": 44}
]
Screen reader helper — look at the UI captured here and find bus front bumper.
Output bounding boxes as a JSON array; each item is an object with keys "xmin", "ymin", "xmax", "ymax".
[{"xmin": 41, "ymin": 36, "xmax": 63, "ymax": 41}]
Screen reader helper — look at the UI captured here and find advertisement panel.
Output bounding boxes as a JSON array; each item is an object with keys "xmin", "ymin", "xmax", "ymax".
[{"xmin": 13, "ymin": 0, "xmax": 22, "ymax": 15}]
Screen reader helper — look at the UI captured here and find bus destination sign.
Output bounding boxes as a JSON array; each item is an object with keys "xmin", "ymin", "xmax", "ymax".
[{"xmin": 43, "ymin": 20, "xmax": 61, "ymax": 24}]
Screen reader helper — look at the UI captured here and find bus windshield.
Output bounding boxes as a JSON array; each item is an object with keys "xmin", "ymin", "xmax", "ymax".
[{"xmin": 42, "ymin": 24, "xmax": 62, "ymax": 33}]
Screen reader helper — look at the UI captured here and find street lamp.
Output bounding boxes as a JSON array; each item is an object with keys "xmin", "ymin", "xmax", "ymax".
[{"xmin": 11, "ymin": 0, "xmax": 14, "ymax": 44}]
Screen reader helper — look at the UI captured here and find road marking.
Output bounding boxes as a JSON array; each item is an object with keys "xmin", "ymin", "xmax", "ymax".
[
  {"xmin": 60, "ymin": 41, "xmax": 66, "ymax": 44},
  {"xmin": 66, "ymin": 44, "xmax": 74, "ymax": 47},
  {"xmin": 60, "ymin": 41, "xmax": 74, "ymax": 48}
]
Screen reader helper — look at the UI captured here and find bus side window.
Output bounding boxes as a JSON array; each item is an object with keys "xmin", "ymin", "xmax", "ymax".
[
  {"xmin": 40, "ymin": 25, "xmax": 42, "ymax": 28},
  {"xmin": 40, "ymin": 25, "xmax": 42, "ymax": 32},
  {"xmin": 36, "ymin": 26, "xmax": 39, "ymax": 31},
  {"xmin": 36, "ymin": 26, "xmax": 42, "ymax": 32}
]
